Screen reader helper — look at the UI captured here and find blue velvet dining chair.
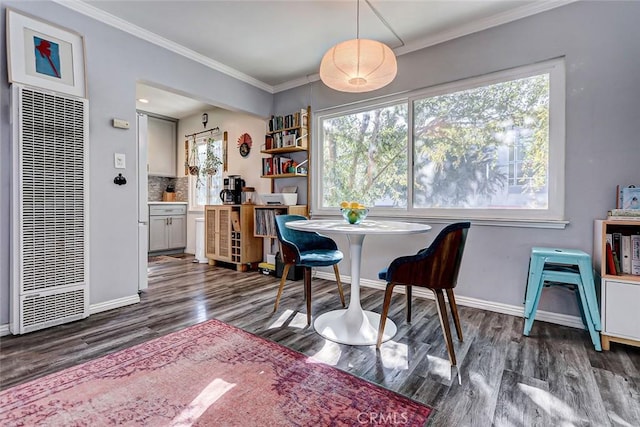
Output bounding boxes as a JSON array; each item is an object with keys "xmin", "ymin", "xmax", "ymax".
[
  {"xmin": 376, "ymin": 222, "xmax": 471, "ymax": 366},
  {"xmin": 274, "ymin": 215, "xmax": 346, "ymax": 325}
]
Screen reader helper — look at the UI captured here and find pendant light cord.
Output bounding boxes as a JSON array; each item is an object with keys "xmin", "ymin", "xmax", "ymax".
[
  {"xmin": 364, "ymin": 0, "xmax": 405, "ymax": 48},
  {"xmin": 356, "ymin": 0, "xmax": 360, "ymax": 39}
]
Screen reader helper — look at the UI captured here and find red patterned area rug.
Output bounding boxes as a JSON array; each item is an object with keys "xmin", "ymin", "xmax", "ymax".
[{"xmin": 0, "ymin": 319, "xmax": 432, "ymax": 426}]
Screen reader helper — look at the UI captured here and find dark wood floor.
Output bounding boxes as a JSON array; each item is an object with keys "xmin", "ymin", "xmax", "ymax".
[{"xmin": 1, "ymin": 255, "xmax": 639, "ymax": 426}]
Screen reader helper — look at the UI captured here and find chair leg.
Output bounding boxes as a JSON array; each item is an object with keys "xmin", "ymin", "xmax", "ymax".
[
  {"xmin": 273, "ymin": 264, "xmax": 292, "ymax": 312},
  {"xmin": 376, "ymin": 283, "xmax": 396, "ymax": 349},
  {"xmin": 333, "ymin": 264, "xmax": 346, "ymax": 307},
  {"xmin": 406, "ymin": 286, "xmax": 413, "ymax": 323},
  {"xmin": 446, "ymin": 289, "xmax": 463, "ymax": 342},
  {"xmin": 304, "ymin": 267, "xmax": 312, "ymax": 326},
  {"xmin": 575, "ymin": 279, "xmax": 602, "ymax": 351},
  {"xmin": 434, "ymin": 289, "xmax": 457, "ymax": 366}
]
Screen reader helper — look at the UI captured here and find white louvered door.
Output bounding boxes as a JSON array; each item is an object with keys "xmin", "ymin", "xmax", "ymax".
[{"xmin": 11, "ymin": 84, "xmax": 89, "ymax": 334}]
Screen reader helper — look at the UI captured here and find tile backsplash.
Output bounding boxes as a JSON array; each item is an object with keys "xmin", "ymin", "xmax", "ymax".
[{"xmin": 148, "ymin": 176, "xmax": 188, "ymax": 202}]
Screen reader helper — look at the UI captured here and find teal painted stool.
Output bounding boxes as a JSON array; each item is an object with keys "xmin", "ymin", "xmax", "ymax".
[{"xmin": 523, "ymin": 247, "xmax": 601, "ymax": 351}]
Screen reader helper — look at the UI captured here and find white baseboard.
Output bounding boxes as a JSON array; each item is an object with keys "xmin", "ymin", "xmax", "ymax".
[
  {"xmin": 89, "ymin": 294, "xmax": 140, "ymax": 315},
  {"xmin": 2, "ymin": 276, "xmax": 583, "ymax": 336},
  {"xmin": 0, "ymin": 295, "xmax": 141, "ymax": 337},
  {"xmin": 315, "ymin": 271, "xmax": 585, "ymax": 330}
]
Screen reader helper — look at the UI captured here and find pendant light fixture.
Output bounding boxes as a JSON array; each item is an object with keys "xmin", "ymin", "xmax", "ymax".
[{"xmin": 320, "ymin": 0, "xmax": 397, "ymax": 93}]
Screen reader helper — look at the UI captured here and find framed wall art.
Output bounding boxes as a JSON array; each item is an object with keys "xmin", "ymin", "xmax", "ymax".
[{"xmin": 6, "ymin": 8, "xmax": 87, "ymax": 98}]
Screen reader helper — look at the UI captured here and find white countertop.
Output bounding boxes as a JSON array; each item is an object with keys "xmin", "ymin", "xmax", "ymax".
[{"xmin": 148, "ymin": 201, "xmax": 188, "ymax": 205}]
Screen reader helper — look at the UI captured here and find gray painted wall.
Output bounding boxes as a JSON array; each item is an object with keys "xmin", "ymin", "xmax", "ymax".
[
  {"xmin": 0, "ymin": 1, "xmax": 272, "ymax": 324},
  {"xmin": 1, "ymin": 1, "xmax": 638, "ymax": 327},
  {"xmin": 274, "ymin": 1, "xmax": 640, "ymax": 317}
]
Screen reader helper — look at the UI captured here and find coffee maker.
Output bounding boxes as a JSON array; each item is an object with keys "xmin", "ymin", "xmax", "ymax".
[{"xmin": 220, "ymin": 175, "xmax": 244, "ymax": 204}]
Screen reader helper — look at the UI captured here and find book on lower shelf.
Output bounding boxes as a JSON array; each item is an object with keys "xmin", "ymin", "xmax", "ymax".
[
  {"xmin": 606, "ymin": 242, "xmax": 617, "ymax": 275},
  {"xmin": 632, "ymin": 234, "xmax": 640, "ymax": 275},
  {"xmin": 621, "ymin": 234, "xmax": 632, "ymax": 274}
]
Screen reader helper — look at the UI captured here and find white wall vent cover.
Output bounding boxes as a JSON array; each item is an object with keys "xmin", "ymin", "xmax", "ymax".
[{"xmin": 11, "ymin": 84, "xmax": 89, "ymax": 334}]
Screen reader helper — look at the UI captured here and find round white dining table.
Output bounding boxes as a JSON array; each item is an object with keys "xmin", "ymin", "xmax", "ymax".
[{"xmin": 285, "ymin": 219, "xmax": 431, "ymax": 345}]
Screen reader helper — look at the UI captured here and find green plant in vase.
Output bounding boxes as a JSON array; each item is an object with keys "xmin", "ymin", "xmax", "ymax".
[{"xmin": 198, "ymin": 138, "xmax": 222, "ymax": 188}]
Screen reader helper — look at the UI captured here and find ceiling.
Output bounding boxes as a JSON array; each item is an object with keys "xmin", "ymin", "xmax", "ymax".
[{"xmin": 68, "ymin": 0, "xmax": 573, "ymax": 118}]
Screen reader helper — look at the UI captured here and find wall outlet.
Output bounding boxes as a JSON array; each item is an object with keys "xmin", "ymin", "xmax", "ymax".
[{"xmin": 114, "ymin": 153, "xmax": 126, "ymax": 169}]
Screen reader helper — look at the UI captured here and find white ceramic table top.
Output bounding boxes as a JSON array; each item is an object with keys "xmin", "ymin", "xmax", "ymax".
[{"xmin": 286, "ymin": 219, "xmax": 431, "ymax": 235}]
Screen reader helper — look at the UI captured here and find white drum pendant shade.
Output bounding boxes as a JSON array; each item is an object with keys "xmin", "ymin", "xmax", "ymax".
[{"xmin": 320, "ymin": 38, "xmax": 397, "ymax": 93}]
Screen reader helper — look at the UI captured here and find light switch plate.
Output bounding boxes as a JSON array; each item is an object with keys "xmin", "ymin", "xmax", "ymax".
[{"xmin": 114, "ymin": 153, "xmax": 126, "ymax": 169}]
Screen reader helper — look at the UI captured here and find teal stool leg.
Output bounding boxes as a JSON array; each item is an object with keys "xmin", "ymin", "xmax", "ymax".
[
  {"xmin": 524, "ymin": 255, "xmax": 544, "ymax": 319},
  {"xmin": 577, "ymin": 258, "xmax": 601, "ymax": 331},
  {"xmin": 574, "ymin": 286, "xmax": 588, "ymax": 328},
  {"xmin": 575, "ymin": 278, "xmax": 602, "ymax": 351},
  {"xmin": 523, "ymin": 282, "xmax": 544, "ymax": 335},
  {"xmin": 523, "ymin": 256, "xmax": 545, "ymax": 336}
]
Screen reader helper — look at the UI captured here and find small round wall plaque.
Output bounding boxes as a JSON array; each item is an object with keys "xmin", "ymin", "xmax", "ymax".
[{"xmin": 237, "ymin": 133, "xmax": 252, "ymax": 158}]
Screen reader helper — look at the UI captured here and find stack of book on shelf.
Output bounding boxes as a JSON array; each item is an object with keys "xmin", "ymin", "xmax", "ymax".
[
  {"xmin": 265, "ymin": 129, "xmax": 300, "ymax": 150},
  {"xmin": 262, "ymin": 156, "xmax": 296, "ymax": 176},
  {"xmin": 609, "ymin": 184, "xmax": 640, "ymax": 220},
  {"xmin": 605, "ymin": 232, "xmax": 640, "ymax": 276},
  {"xmin": 254, "ymin": 209, "xmax": 280, "ymax": 236},
  {"xmin": 267, "ymin": 109, "xmax": 308, "ymax": 133},
  {"xmin": 608, "ymin": 209, "xmax": 640, "ymax": 220}
]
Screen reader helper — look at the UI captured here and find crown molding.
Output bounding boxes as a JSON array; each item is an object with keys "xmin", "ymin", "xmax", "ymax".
[
  {"xmin": 394, "ymin": 0, "xmax": 579, "ymax": 56},
  {"xmin": 52, "ymin": 0, "xmax": 275, "ymax": 93},
  {"xmin": 53, "ymin": 0, "xmax": 577, "ymax": 95},
  {"xmin": 275, "ymin": 0, "xmax": 578, "ymax": 93},
  {"xmin": 273, "ymin": 73, "xmax": 320, "ymax": 94}
]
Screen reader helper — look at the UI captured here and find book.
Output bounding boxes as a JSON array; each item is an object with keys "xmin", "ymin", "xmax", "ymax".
[
  {"xmin": 621, "ymin": 234, "xmax": 631, "ymax": 274},
  {"xmin": 612, "ymin": 232, "xmax": 622, "ymax": 259},
  {"xmin": 282, "ymin": 132, "xmax": 296, "ymax": 147},
  {"xmin": 607, "ymin": 215, "xmax": 640, "ymax": 221},
  {"xmin": 613, "ymin": 251, "xmax": 622, "ymax": 276},
  {"xmin": 606, "ymin": 242, "xmax": 617, "ymax": 275},
  {"xmin": 631, "ymin": 234, "xmax": 640, "ymax": 275}
]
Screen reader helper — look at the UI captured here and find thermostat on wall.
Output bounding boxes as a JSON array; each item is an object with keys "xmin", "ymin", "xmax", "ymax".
[{"xmin": 112, "ymin": 118, "xmax": 130, "ymax": 129}]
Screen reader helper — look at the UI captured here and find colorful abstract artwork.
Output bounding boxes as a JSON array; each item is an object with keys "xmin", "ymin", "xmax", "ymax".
[
  {"xmin": 7, "ymin": 9, "xmax": 86, "ymax": 97},
  {"xmin": 33, "ymin": 36, "xmax": 61, "ymax": 78}
]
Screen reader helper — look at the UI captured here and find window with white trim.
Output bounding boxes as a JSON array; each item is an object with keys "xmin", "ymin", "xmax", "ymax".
[
  {"xmin": 189, "ymin": 137, "xmax": 223, "ymax": 210},
  {"xmin": 315, "ymin": 59, "xmax": 565, "ymax": 221}
]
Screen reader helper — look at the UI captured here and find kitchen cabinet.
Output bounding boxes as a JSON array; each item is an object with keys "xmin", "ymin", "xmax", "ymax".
[
  {"xmin": 149, "ymin": 203, "xmax": 187, "ymax": 253},
  {"xmin": 593, "ymin": 219, "xmax": 640, "ymax": 350},
  {"xmin": 147, "ymin": 115, "xmax": 177, "ymax": 177},
  {"xmin": 205, "ymin": 205, "xmax": 262, "ymax": 271}
]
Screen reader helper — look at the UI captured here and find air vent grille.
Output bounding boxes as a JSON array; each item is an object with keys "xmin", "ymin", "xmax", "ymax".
[
  {"xmin": 20, "ymin": 88, "xmax": 86, "ymax": 293},
  {"xmin": 21, "ymin": 288, "xmax": 86, "ymax": 332},
  {"xmin": 12, "ymin": 84, "xmax": 89, "ymax": 335}
]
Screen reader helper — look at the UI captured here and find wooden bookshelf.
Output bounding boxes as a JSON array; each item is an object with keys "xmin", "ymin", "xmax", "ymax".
[{"xmin": 593, "ymin": 219, "xmax": 640, "ymax": 351}]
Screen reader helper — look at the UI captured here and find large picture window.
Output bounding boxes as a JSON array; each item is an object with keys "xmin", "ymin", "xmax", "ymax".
[
  {"xmin": 320, "ymin": 102, "xmax": 408, "ymax": 208},
  {"xmin": 315, "ymin": 59, "xmax": 565, "ymax": 222}
]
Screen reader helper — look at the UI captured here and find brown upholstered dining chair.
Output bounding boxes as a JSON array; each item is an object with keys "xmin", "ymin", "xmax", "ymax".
[
  {"xmin": 274, "ymin": 214, "xmax": 346, "ymax": 325},
  {"xmin": 376, "ymin": 222, "xmax": 471, "ymax": 366}
]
